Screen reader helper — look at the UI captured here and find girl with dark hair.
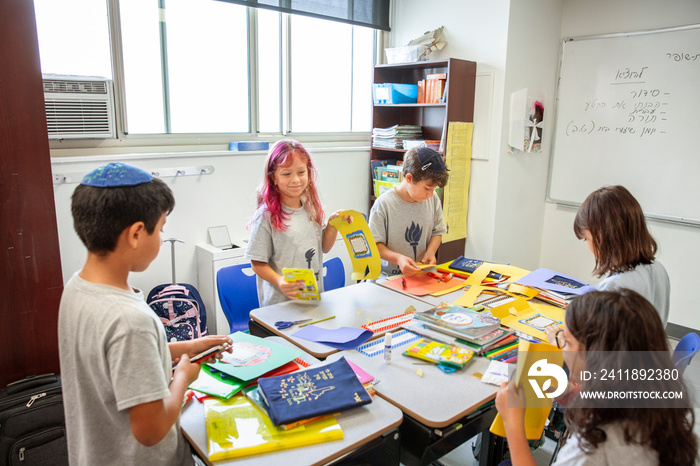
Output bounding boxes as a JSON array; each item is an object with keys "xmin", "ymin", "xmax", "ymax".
[
  {"xmin": 574, "ymin": 185, "xmax": 670, "ymax": 325},
  {"xmin": 495, "ymin": 290, "xmax": 697, "ymax": 465}
]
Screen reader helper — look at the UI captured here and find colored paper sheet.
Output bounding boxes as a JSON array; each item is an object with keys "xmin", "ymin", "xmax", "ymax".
[
  {"xmin": 205, "ymin": 395, "xmax": 343, "ymax": 461},
  {"xmin": 515, "ymin": 268, "xmax": 594, "ymax": 296},
  {"xmin": 443, "ymin": 122, "xmax": 473, "ymax": 242},
  {"xmin": 292, "ymin": 325, "xmax": 374, "ymax": 350},
  {"xmin": 453, "ymin": 263, "xmax": 531, "ymax": 307},
  {"xmin": 383, "ymin": 273, "xmax": 466, "ymax": 296},
  {"xmin": 498, "ymin": 301, "xmax": 565, "ymax": 342},
  {"xmin": 208, "ymin": 332, "xmax": 302, "ymax": 382},
  {"xmin": 491, "ymin": 341, "xmax": 563, "ymax": 440},
  {"xmin": 329, "ymin": 210, "xmax": 382, "ymax": 280}
]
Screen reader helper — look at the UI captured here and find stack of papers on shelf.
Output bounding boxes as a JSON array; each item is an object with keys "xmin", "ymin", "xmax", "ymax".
[{"xmin": 372, "ymin": 125, "xmax": 423, "ymax": 149}]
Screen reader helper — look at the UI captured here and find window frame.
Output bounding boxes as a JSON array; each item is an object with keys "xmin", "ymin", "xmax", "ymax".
[{"xmin": 47, "ymin": 0, "xmax": 374, "ymax": 154}]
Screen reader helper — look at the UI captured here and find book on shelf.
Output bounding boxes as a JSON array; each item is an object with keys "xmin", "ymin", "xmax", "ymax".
[
  {"xmin": 413, "ymin": 302, "xmax": 501, "ymax": 338},
  {"xmin": 371, "ymin": 159, "xmax": 402, "ymax": 181},
  {"xmin": 374, "ymin": 179, "xmax": 398, "ymax": 198},
  {"xmin": 257, "ymin": 357, "xmax": 372, "ymax": 427},
  {"xmin": 417, "ymin": 79, "xmax": 425, "ymax": 103},
  {"xmin": 379, "ymin": 165, "xmax": 402, "ymax": 182},
  {"xmin": 281, "ymin": 268, "xmax": 320, "ymax": 301},
  {"xmin": 204, "ymin": 395, "xmax": 343, "ymax": 461},
  {"xmin": 402, "ymin": 337, "xmax": 475, "ymax": 369}
]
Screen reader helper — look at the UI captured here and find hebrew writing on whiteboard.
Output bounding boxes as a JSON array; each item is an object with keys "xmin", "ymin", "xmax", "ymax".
[
  {"xmin": 509, "ymin": 88, "xmax": 544, "ymax": 153},
  {"xmin": 548, "ymin": 25, "xmax": 700, "ymax": 224}
]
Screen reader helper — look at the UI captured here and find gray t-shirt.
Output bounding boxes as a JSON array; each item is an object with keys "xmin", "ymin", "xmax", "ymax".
[
  {"xmin": 596, "ymin": 261, "xmax": 670, "ymax": 326},
  {"xmin": 58, "ymin": 272, "xmax": 193, "ymax": 466},
  {"xmin": 553, "ymin": 423, "xmax": 659, "ymax": 465},
  {"xmin": 368, "ymin": 189, "xmax": 446, "ymax": 276},
  {"xmin": 245, "ymin": 204, "xmax": 325, "ymax": 307}
]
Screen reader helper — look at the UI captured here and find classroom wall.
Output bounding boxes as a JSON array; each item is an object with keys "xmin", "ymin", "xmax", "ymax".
[
  {"xmin": 539, "ymin": 0, "xmax": 700, "ymax": 331},
  {"xmin": 389, "ymin": 0, "xmax": 510, "ymax": 262},
  {"xmin": 51, "ymin": 148, "xmax": 368, "ymax": 299}
]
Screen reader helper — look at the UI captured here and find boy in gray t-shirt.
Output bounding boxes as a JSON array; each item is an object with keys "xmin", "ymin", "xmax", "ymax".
[
  {"xmin": 58, "ymin": 163, "xmax": 231, "ymax": 466},
  {"xmin": 369, "ymin": 147, "xmax": 449, "ymax": 276}
]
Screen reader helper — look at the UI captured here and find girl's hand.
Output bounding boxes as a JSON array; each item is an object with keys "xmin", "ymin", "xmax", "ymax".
[
  {"xmin": 398, "ymin": 256, "xmax": 420, "ymax": 276},
  {"xmin": 495, "ymin": 381, "xmax": 526, "ymax": 430},
  {"xmin": 277, "ymin": 275, "xmax": 302, "ymax": 299},
  {"xmin": 545, "ymin": 324, "xmax": 562, "ymax": 346},
  {"xmin": 328, "ymin": 210, "xmax": 353, "ymax": 225}
]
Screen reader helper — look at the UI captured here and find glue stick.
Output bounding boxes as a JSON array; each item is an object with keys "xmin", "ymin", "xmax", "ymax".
[{"xmin": 384, "ymin": 332, "xmax": 392, "ymax": 364}]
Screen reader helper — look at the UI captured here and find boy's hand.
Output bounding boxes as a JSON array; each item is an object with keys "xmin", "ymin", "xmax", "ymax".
[
  {"xmin": 277, "ymin": 276, "xmax": 302, "ymax": 299},
  {"xmin": 398, "ymin": 256, "xmax": 420, "ymax": 276},
  {"xmin": 174, "ymin": 354, "xmax": 201, "ymax": 386},
  {"xmin": 420, "ymin": 253, "xmax": 437, "ymax": 265},
  {"xmin": 190, "ymin": 335, "xmax": 233, "ymax": 364}
]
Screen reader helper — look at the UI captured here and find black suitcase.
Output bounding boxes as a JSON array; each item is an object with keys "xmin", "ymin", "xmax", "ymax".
[{"xmin": 0, "ymin": 374, "xmax": 68, "ymax": 466}]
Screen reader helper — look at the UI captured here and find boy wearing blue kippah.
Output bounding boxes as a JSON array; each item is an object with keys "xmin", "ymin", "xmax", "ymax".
[
  {"xmin": 58, "ymin": 163, "xmax": 231, "ymax": 466},
  {"xmin": 369, "ymin": 147, "xmax": 449, "ymax": 276}
]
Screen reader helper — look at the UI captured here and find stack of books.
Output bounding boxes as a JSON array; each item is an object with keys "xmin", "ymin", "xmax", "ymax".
[
  {"xmin": 372, "ymin": 125, "xmax": 423, "ymax": 149},
  {"xmin": 515, "ymin": 268, "xmax": 593, "ymax": 309},
  {"xmin": 403, "ymin": 303, "xmax": 516, "ymax": 356},
  {"xmin": 371, "ymin": 158, "xmax": 404, "ymax": 198}
]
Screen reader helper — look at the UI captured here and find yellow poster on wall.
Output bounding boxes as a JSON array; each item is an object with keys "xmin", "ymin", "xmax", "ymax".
[{"xmin": 443, "ymin": 122, "xmax": 473, "ymax": 242}]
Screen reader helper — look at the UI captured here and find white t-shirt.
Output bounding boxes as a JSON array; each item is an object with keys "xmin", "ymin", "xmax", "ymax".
[
  {"xmin": 245, "ymin": 204, "xmax": 325, "ymax": 307},
  {"xmin": 596, "ymin": 261, "xmax": 670, "ymax": 326},
  {"xmin": 58, "ymin": 272, "xmax": 193, "ymax": 466},
  {"xmin": 553, "ymin": 423, "xmax": 659, "ymax": 465},
  {"xmin": 368, "ymin": 189, "xmax": 446, "ymax": 276}
]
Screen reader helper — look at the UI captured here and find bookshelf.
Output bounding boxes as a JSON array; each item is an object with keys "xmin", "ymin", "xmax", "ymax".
[{"xmin": 370, "ymin": 57, "xmax": 477, "ymax": 263}]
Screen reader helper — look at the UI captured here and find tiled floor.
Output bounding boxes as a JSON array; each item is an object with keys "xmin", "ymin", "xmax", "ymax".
[{"xmin": 418, "ymin": 336, "xmax": 700, "ymax": 466}]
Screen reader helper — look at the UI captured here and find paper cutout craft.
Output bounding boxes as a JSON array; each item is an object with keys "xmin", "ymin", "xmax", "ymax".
[
  {"xmin": 292, "ymin": 325, "xmax": 374, "ymax": 351},
  {"xmin": 329, "ymin": 210, "xmax": 381, "ymax": 280},
  {"xmin": 497, "ymin": 301, "xmax": 566, "ymax": 342},
  {"xmin": 453, "ymin": 263, "xmax": 532, "ymax": 308},
  {"xmin": 490, "ymin": 341, "xmax": 563, "ymax": 440},
  {"xmin": 519, "ymin": 314, "xmax": 562, "ymax": 331},
  {"xmin": 282, "ymin": 268, "xmax": 320, "ymax": 301},
  {"xmin": 208, "ymin": 332, "xmax": 302, "ymax": 381},
  {"xmin": 383, "ymin": 272, "xmax": 466, "ymax": 296}
]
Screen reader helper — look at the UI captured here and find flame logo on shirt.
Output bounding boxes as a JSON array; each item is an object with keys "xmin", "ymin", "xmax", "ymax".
[{"xmin": 405, "ymin": 222, "xmax": 423, "ymax": 260}]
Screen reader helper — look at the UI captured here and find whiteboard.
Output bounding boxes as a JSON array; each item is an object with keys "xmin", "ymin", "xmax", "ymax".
[{"xmin": 547, "ymin": 25, "xmax": 700, "ymax": 225}]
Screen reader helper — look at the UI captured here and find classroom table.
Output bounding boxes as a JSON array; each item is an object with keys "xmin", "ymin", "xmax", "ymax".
[
  {"xmin": 180, "ymin": 337, "xmax": 404, "ymax": 466},
  {"xmin": 249, "ymin": 282, "xmax": 435, "ymax": 359},
  {"xmin": 332, "ymin": 346, "xmax": 501, "ymax": 466}
]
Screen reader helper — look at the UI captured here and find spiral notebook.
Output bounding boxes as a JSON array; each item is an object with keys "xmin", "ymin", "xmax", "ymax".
[{"xmin": 354, "ymin": 329, "xmax": 421, "ymax": 357}]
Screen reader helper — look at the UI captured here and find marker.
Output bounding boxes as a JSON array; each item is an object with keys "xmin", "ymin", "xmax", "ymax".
[
  {"xmin": 298, "ymin": 315, "xmax": 336, "ymax": 327},
  {"xmin": 401, "ymin": 277, "xmax": 407, "ymax": 290},
  {"xmin": 384, "ymin": 332, "xmax": 392, "ymax": 364}
]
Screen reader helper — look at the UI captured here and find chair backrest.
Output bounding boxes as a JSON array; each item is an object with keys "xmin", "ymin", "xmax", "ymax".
[
  {"xmin": 323, "ymin": 257, "xmax": 345, "ymax": 292},
  {"xmin": 216, "ymin": 263, "xmax": 259, "ymax": 334},
  {"xmin": 672, "ymin": 332, "xmax": 700, "ymax": 375}
]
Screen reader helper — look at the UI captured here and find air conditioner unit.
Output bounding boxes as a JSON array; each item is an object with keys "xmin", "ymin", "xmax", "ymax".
[{"xmin": 43, "ymin": 74, "xmax": 116, "ymax": 139}]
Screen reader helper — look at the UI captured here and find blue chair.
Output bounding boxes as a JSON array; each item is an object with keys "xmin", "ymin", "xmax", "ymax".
[
  {"xmin": 323, "ymin": 257, "xmax": 345, "ymax": 292},
  {"xmin": 216, "ymin": 263, "xmax": 259, "ymax": 334},
  {"xmin": 672, "ymin": 332, "xmax": 700, "ymax": 375}
]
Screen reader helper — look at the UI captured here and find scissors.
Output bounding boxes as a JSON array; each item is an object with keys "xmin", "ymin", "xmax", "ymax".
[{"xmin": 274, "ymin": 318, "xmax": 312, "ymax": 330}]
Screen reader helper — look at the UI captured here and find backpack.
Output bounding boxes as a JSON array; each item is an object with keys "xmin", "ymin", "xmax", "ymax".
[{"xmin": 147, "ymin": 284, "xmax": 208, "ymax": 342}]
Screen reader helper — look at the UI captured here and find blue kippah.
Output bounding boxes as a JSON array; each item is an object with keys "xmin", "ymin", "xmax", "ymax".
[{"xmin": 81, "ymin": 162, "xmax": 153, "ymax": 187}]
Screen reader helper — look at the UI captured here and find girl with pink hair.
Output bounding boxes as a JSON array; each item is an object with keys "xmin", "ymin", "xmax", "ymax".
[{"xmin": 244, "ymin": 139, "xmax": 351, "ymax": 306}]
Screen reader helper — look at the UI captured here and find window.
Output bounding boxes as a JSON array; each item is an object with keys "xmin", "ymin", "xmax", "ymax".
[{"xmin": 33, "ymin": 0, "xmax": 374, "ymax": 141}]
